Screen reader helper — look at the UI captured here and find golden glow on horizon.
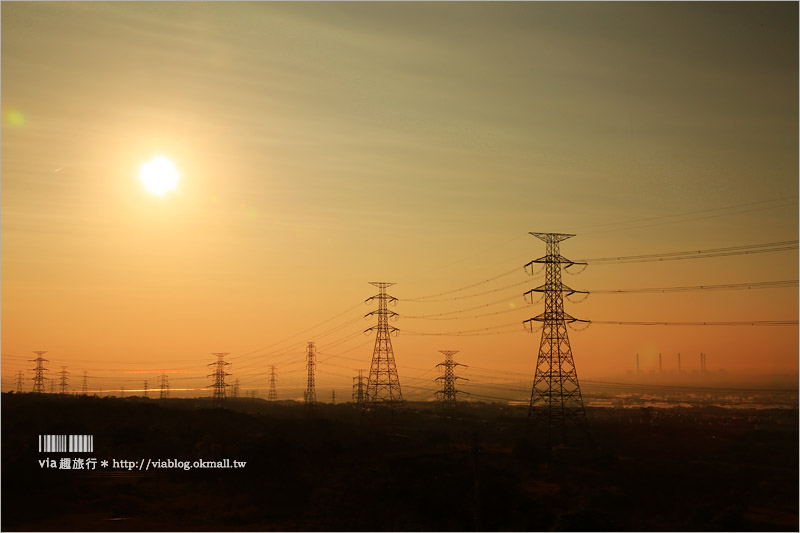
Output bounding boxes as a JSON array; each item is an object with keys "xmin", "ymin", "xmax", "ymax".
[
  {"xmin": 139, "ymin": 156, "xmax": 179, "ymax": 196},
  {"xmin": 1, "ymin": 3, "xmax": 797, "ymax": 392}
]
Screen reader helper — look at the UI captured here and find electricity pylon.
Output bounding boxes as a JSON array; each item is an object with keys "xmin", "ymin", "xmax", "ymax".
[
  {"xmin": 331, "ymin": 389, "xmax": 336, "ymax": 405},
  {"xmin": 208, "ymin": 352, "xmax": 231, "ymax": 402},
  {"xmin": 58, "ymin": 366, "xmax": 69, "ymax": 395},
  {"xmin": 268, "ymin": 365, "xmax": 277, "ymax": 401},
  {"xmin": 304, "ymin": 342, "xmax": 316, "ymax": 407},
  {"xmin": 15, "ymin": 371, "xmax": 24, "ymax": 393},
  {"xmin": 159, "ymin": 372, "xmax": 170, "ymax": 399},
  {"xmin": 81, "ymin": 371, "xmax": 88, "ymax": 395},
  {"xmin": 232, "ymin": 378, "xmax": 240, "ymax": 398},
  {"xmin": 30, "ymin": 351, "xmax": 49, "ymax": 393},
  {"xmin": 523, "ymin": 232, "xmax": 589, "ymax": 448},
  {"xmin": 48, "ymin": 378, "xmax": 56, "ymax": 394},
  {"xmin": 435, "ymin": 350, "xmax": 469, "ymax": 412},
  {"xmin": 365, "ymin": 282, "xmax": 403, "ymax": 408},
  {"xmin": 352, "ymin": 369, "xmax": 366, "ymax": 406},
  {"xmin": 143, "ymin": 380, "xmax": 149, "ymax": 398}
]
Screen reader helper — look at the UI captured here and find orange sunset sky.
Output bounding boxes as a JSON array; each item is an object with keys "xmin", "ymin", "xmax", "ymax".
[{"xmin": 2, "ymin": 2, "xmax": 797, "ymax": 399}]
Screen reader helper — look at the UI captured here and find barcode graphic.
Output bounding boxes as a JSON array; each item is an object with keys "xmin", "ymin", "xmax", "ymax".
[{"xmin": 38, "ymin": 435, "xmax": 94, "ymax": 453}]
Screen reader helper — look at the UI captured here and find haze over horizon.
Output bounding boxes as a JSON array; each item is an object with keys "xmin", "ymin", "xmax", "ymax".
[{"xmin": 2, "ymin": 2, "xmax": 797, "ymax": 399}]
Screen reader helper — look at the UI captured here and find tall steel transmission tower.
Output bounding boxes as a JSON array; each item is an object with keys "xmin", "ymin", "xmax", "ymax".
[
  {"xmin": 143, "ymin": 380, "xmax": 149, "ymax": 398},
  {"xmin": 232, "ymin": 378, "xmax": 240, "ymax": 398},
  {"xmin": 208, "ymin": 352, "xmax": 231, "ymax": 402},
  {"xmin": 81, "ymin": 371, "xmax": 88, "ymax": 395},
  {"xmin": 331, "ymin": 389, "xmax": 336, "ymax": 405},
  {"xmin": 58, "ymin": 367, "xmax": 70, "ymax": 395},
  {"xmin": 523, "ymin": 232, "xmax": 589, "ymax": 448},
  {"xmin": 15, "ymin": 371, "xmax": 24, "ymax": 393},
  {"xmin": 365, "ymin": 282, "xmax": 403, "ymax": 408},
  {"xmin": 435, "ymin": 350, "xmax": 469, "ymax": 411},
  {"xmin": 30, "ymin": 351, "xmax": 49, "ymax": 393},
  {"xmin": 352, "ymin": 369, "xmax": 366, "ymax": 406},
  {"xmin": 304, "ymin": 342, "xmax": 317, "ymax": 407},
  {"xmin": 267, "ymin": 365, "xmax": 277, "ymax": 401},
  {"xmin": 49, "ymin": 378, "xmax": 56, "ymax": 394},
  {"xmin": 159, "ymin": 372, "xmax": 170, "ymax": 399}
]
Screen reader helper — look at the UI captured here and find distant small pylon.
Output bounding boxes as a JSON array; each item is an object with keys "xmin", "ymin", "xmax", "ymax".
[
  {"xmin": 435, "ymin": 350, "xmax": 468, "ymax": 412},
  {"xmin": 267, "ymin": 365, "xmax": 277, "ymax": 401},
  {"xmin": 159, "ymin": 372, "xmax": 170, "ymax": 399},
  {"xmin": 81, "ymin": 371, "xmax": 88, "ymax": 395},
  {"xmin": 30, "ymin": 351, "xmax": 49, "ymax": 393},
  {"xmin": 352, "ymin": 369, "xmax": 366, "ymax": 406},
  {"xmin": 58, "ymin": 367, "xmax": 70, "ymax": 395},
  {"xmin": 304, "ymin": 342, "xmax": 317, "ymax": 407},
  {"xmin": 331, "ymin": 389, "xmax": 336, "ymax": 405},
  {"xmin": 208, "ymin": 353, "xmax": 231, "ymax": 402},
  {"xmin": 15, "ymin": 371, "xmax": 24, "ymax": 393},
  {"xmin": 232, "ymin": 378, "xmax": 240, "ymax": 398}
]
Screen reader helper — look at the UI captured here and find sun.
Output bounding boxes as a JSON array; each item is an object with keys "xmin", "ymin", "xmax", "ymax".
[{"xmin": 139, "ymin": 156, "xmax": 179, "ymax": 196}]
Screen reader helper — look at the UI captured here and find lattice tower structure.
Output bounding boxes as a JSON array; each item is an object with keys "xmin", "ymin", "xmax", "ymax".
[{"xmin": 523, "ymin": 232, "xmax": 590, "ymax": 448}]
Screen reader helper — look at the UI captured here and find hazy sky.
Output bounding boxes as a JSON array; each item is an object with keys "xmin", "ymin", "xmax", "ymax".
[{"xmin": 2, "ymin": 2, "xmax": 797, "ymax": 398}]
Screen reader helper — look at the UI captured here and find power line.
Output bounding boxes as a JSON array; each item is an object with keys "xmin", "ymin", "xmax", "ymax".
[
  {"xmin": 228, "ymin": 300, "xmax": 366, "ymax": 362},
  {"xmin": 400, "ymin": 277, "xmax": 538, "ymax": 303},
  {"xmin": 404, "ymin": 266, "xmax": 523, "ymax": 301},
  {"xmin": 404, "ymin": 304, "xmax": 529, "ymax": 321},
  {"xmin": 579, "ymin": 240, "xmax": 798, "ymax": 264},
  {"xmin": 568, "ymin": 197, "xmax": 798, "ymax": 235},
  {"xmin": 590, "ymin": 279, "xmax": 798, "ymax": 294},
  {"xmin": 228, "ymin": 312, "xmax": 369, "ymax": 372},
  {"xmin": 403, "ymin": 294, "xmax": 524, "ymax": 319},
  {"xmin": 589, "ymin": 320, "xmax": 798, "ymax": 326},
  {"xmin": 401, "ymin": 321, "xmax": 526, "ymax": 336}
]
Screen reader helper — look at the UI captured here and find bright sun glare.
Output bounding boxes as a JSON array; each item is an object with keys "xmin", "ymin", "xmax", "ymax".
[{"xmin": 139, "ymin": 156, "xmax": 179, "ymax": 196}]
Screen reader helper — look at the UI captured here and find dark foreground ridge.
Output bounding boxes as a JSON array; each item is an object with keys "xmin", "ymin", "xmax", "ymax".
[{"xmin": 2, "ymin": 393, "xmax": 797, "ymax": 531}]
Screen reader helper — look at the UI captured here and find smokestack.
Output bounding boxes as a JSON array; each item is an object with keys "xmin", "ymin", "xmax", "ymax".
[
  {"xmin": 677, "ymin": 353, "xmax": 681, "ymax": 373},
  {"xmin": 659, "ymin": 353, "xmax": 662, "ymax": 373},
  {"xmin": 636, "ymin": 353, "xmax": 640, "ymax": 373}
]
